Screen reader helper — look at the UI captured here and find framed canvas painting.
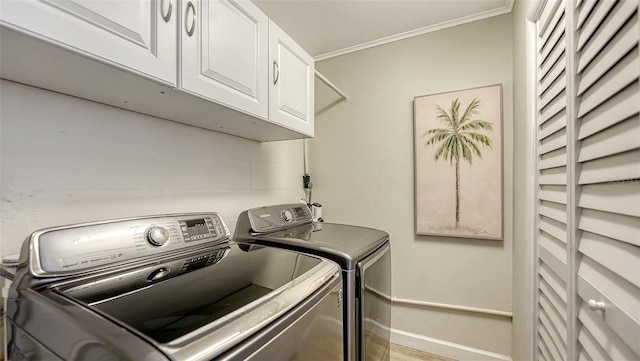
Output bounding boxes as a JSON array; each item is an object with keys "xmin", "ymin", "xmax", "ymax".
[{"xmin": 414, "ymin": 84, "xmax": 503, "ymax": 240}]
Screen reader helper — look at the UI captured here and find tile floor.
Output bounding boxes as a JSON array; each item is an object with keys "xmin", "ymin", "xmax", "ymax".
[
  {"xmin": 390, "ymin": 343, "xmax": 456, "ymax": 361},
  {"xmin": 367, "ymin": 331, "xmax": 455, "ymax": 361}
]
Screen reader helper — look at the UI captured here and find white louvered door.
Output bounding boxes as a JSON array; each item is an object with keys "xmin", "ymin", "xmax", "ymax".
[
  {"xmin": 533, "ymin": 0, "xmax": 640, "ymax": 360},
  {"xmin": 574, "ymin": 0, "xmax": 640, "ymax": 360}
]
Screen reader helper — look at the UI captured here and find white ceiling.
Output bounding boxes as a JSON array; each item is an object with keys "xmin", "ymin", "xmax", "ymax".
[{"xmin": 252, "ymin": 0, "xmax": 515, "ymax": 60}]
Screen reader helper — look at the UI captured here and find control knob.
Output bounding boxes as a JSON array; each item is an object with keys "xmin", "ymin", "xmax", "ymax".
[
  {"xmin": 146, "ymin": 226, "xmax": 170, "ymax": 246},
  {"xmin": 281, "ymin": 210, "xmax": 293, "ymax": 222}
]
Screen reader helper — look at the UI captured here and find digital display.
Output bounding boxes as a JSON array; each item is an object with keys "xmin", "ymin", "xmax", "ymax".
[{"xmin": 185, "ymin": 219, "xmax": 210, "ymax": 236}]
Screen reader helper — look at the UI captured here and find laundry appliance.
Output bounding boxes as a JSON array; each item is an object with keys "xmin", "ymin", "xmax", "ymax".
[
  {"xmin": 234, "ymin": 203, "xmax": 391, "ymax": 361},
  {"xmin": 3, "ymin": 212, "xmax": 343, "ymax": 360}
]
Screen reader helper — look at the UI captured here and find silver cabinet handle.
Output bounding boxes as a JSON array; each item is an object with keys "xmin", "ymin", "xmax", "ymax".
[
  {"xmin": 273, "ymin": 60, "xmax": 279, "ymax": 85},
  {"xmin": 161, "ymin": 0, "xmax": 173, "ymax": 22},
  {"xmin": 186, "ymin": 2, "xmax": 196, "ymax": 37}
]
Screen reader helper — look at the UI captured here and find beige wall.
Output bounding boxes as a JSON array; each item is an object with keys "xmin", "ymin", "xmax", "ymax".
[{"xmin": 312, "ymin": 14, "xmax": 514, "ymax": 357}]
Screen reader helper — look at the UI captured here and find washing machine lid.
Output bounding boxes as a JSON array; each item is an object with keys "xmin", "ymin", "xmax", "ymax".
[
  {"xmin": 252, "ymin": 223, "xmax": 388, "ymax": 270},
  {"xmin": 50, "ymin": 243, "xmax": 339, "ymax": 360},
  {"xmin": 234, "ymin": 204, "xmax": 389, "ymax": 270}
]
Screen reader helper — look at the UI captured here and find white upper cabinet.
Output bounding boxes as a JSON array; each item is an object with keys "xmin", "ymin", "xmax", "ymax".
[
  {"xmin": 0, "ymin": 0, "xmax": 314, "ymax": 141},
  {"xmin": 180, "ymin": 0, "xmax": 269, "ymax": 119},
  {"xmin": 269, "ymin": 20, "xmax": 315, "ymax": 137},
  {"xmin": 0, "ymin": 0, "xmax": 177, "ymax": 86}
]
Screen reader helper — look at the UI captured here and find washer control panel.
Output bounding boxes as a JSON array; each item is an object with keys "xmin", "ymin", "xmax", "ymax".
[
  {"xmin": 30, "ymin": 213, "xmax": 230, "ymax": 276},
  {"xmin": 247, "ymin": 203, "xmax": 313, "ymax": 233}
]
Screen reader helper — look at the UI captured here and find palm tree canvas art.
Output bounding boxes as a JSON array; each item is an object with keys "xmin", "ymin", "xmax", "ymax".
[{"xmin": 414, "ymin": 85, "xmax": 502, "ymax": 239}]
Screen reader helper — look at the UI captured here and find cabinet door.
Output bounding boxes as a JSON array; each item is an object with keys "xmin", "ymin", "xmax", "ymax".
[
  {"xmin": 180, "ymin": 0, "xmax": 269, "ymax": 120},
  {"xmin": 269, "ymin": 20, "xmax": 314, "ymax": 137},
  {"xmin": 0, "ymin": 0, "xmax": 176, "ymax": 85}
]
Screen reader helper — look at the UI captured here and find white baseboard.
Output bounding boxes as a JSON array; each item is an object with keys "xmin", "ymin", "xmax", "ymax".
[{"xmin": 391, "ymin": 328, "xmax": 512, "ymax": 361}]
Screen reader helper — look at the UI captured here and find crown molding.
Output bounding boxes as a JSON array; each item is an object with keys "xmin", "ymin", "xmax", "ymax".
[{"xmin": 315, "ymin": 2, "xmax": 515, "ymax": 61}]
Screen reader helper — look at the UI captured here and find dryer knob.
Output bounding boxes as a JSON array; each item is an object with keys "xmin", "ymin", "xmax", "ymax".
[{"xmin": 146, "ymin": 226, "xmax": 170, "ymax": 246}]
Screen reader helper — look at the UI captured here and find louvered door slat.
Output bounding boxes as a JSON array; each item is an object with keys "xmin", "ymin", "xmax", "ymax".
[
  {"xmin": 577, "ymin": 49, "xmax": 639, "ymax": 118},
  {"xmin": 577, "ymin": 15, "xmax": 638, "ymax": 94},
  {"xmin": 578, "ymin": 350, "xmax": 593, "ymax": 361},
  {"xmin": 541, "ymin": 74, "xmax": 567, "ymax": 109},
  {"xmin": 540, "ymin": 93, "xmax": 568, "ymax": 125},
  {"xmin": 576, "ymin": 319, "xmax": 612, "ymax": 361},
  {"xmin": 540, "ymin": 292, "xmax": 569, "ymax": 336},
  {"xmin": 539, "ymin": 342, "xmax": 553, "ymax": 361},
  {"xmin": 540, "ymin": 148, "xmax": 568, "ymax": 169},
  {"xmin": 577, "ymin": 348, "xmax": 593, "ymax": 361},
  {"xmin": 579, "ymin": 182, "xmax": 640, "ymax": 216},
  {"xmin": 540, "ymin": 246, "xmax": 569, "ymax": 284},
  {"xmin": 576, "ymin": 0, "xmax": 618, "ymax": 52},
  {"xmin": 540, "ymin": 277, "xmax": 569, "ymax": 321},
  {"xmin": 540, "ymin": 40, "xmax": 566, "ymax": 86},
  {"xmin": 578, "ymin": 208, "xmax": 640, "ymax": 247},
  {"xmin": 540, "ymin": 64, "xmax": 566, "ymax": 98},
  {"xmin": 540, "ymin": 323, "xmax": 566, "ymax": 361},
  {"xmin": 540, "ymin": 167, "xmax": 567, "ymax": 185},
  {"xmin": 540, "ymin": 185, "xmax": 567, "ymax": 204},
  {"xmin": 540, "ymin": 309, "xmax": 568, "ymax": 353},
  {"xmin": 579, "ymin": 231, "xmax": 640, "ymax": 286},
  {"xmin": 539, "ymin": 0, "xmax": 562, "ymax": 38},
  {"xmin": 541, "ymin": 15, "xmax": 566, "ymax": 64},
  {"xmin": 539, "ymin": 307, "xmax": 568, "ymax": 358},
  {"xmin": 578, "ymin": 149, "xmax": 640, "ymax": 184},
  {"xmin": 540, "ymin": 262, "xmax": 569, "ymax": 301},
  {"xmin": 540, "ymin": 231, "xmax": 567, "ymax": 261},
  {"xmin": 540, "ymin": 127, "xmax": 567, "ymax": 153},
  {"xmin": 540, "ymin": 215, "xmax": 568, "ymax": 244},
  {"xmin": 540, "ymin": 110, "xmax": 568, "ymax": 139},
  {"xmin": 577, "ymin": 82, "xmax": 640, "ymax": 140},
  {"xmin": 576, "ymin": 0, "xmax": 597, "ymax": 30},
  {"xmin": 540, "ymin": 200, "xmax": 568, "ymax": 223},
  {"xmin": 578, "ymin": 115, "xmax": 640, "ymax": 162},
  {"xmin": 577, "ymin": 0, "xmax": 637, "ymax": 69}
]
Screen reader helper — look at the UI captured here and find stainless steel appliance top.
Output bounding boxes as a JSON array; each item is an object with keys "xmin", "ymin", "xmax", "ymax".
[{"xmin": 234, "ymin": 203, "xmax": 390, "ymax": 269}]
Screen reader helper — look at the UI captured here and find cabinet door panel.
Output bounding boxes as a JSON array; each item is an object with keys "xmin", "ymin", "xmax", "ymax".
[
  {"xmin": 269, "ymin": 20, "xmax": 314, "ymax": 137},
  {"xmin": 181, "ymin": 0, "xmax": 268, "ymax": 119},
  {"xmin": 0, "ymin": 0, "xmax": 176, "ymax": 85}
]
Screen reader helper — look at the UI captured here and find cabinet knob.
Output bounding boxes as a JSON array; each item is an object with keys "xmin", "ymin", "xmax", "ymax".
[{"xmin": 587, "ymin": 299, "xmax": 606, "ymax": 312}]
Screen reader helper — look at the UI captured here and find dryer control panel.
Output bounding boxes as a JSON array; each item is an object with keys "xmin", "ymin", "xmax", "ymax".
[{"xmin": 247, "ymin": 203, "xmax": 313, "ymax": 233}]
